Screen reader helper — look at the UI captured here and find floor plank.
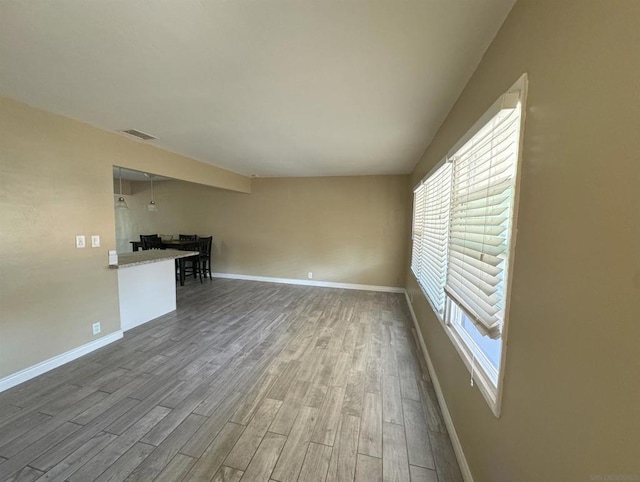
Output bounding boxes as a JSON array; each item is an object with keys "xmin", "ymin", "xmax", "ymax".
[
  {"xmin": 409, "ymin": 465, "xmax": 438, "ymax": 482},
  {"xmin": 31, "ymin": 398, "xmax": 139, "ymax": 472},
  {"xmin": 382, "ymin": 375, "xmax": 404, "ymax": 425},
  {"xmin": 0, "ymin": 422, "xmax": 81, "ymax": 480},
  {"xmin": 382, "ymin": 422, "xmax": 410, "ymax": 482},
  {"xmin": 419, "ymin": 379, "xmax": 447, "ymax": 434},
  {"xmin": 271, "ymin": 405, "xmax": 319, "ymax": 482},
  {"xmin": 180, "ymin": 390, "xmax": 245, "ymax": 458},
  {"xmin": 429, "ymin": 431, "xmax": 464, "ymax": 482},
  {"xmin": 310, "ymin": 386, "xmax": 345, "ymax": 446},
  {"xmin": 154, "ymin": 453, "xmax": 197, "ymax": 482},
  {"xmin": 297, "ymin": 442, "xmax": 332, "ymax": 482},
  {"xmin": 4, "ymin": 466, "xmax": 45, "ymax": 482},
  {"xmin": 224, "ymin": 398, "xmax": 282, "ymax": 471},
  {"xmin": 402, "ymin": 399, "xmax": 435, "ymax": 470},
  {"xmin": 212, "ymin": 465, "xmax": 244, "ymax": 482},
  {"xmin": 355, "ymin": 454, "xmax": 382, "ymax": 482},
  {"xmin": 364, "ymin": 358, "xmax": 382, "ymax": 395},
  {"xmin": 69, "ymin": 405, "xmax": 171, "ymax": 481},
  {"xmin": 184, "ymin": 422, "xmax": 245, "ymax": 481},
  {"xmin": 230, "ymin": 375, "xmax": 279, "ymax": 425},
  {"xmin": 93, "ymin": 442, "xmax": 155, "ymax": 482},
  {"xmin": 268, "ymin": 380, "xmax": 310, "ymax": 436},
  {"xmin": 358, "ymin": 392, "xmax": 382, "ymax": 458},
  {"xmin": 239, "ymin": 431, "xmax": 286, "ymax": 482},
  {"xmin": 326, "ymin": 414, "xmax": 360, "ymax": 482},
  {"xmin": 124, "ymin": 412, "xmax": 206, "ymax": 480},
  {"xmin": 0, "ymin": 390, "xmax": 108, "ymax": 459},
  {"xmin": 0, "ymin": 412, "xmax": 52, "ymax": 455},
  {"xmin": 342, "ymin": 370, "xmax": 365, "ymax": 418},
  {"xmin": 35, "ymin": 431, "xmax": 117, "ymax": 481}
]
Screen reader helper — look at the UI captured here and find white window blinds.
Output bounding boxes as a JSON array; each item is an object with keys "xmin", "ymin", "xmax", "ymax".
[
  {"xmin": 411, "ymin": 184, "xmax": 426, "ymax": 279},
  {"xmin": 445, "ymin": 98, "xmax": 522, "ymax": 339},
  {"xmin": 412, "ymin": 162, "xmax": 453, "ymax": 316}
]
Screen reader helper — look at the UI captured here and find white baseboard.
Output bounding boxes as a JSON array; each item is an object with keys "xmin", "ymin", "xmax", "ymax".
[
  {"xmin": 404, "ymin": 292, "xmax": 474, "ymax": 482},
  {"xmin": 0, "ymin": 331, "xmax": 123, "ymax": 393},
  {"xmin": 212, "ymin": 272, "xmax": 405, "ymax": 293}
]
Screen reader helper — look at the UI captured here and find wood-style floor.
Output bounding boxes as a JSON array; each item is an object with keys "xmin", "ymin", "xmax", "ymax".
[{"xmin": 0, "ymin": 278, "xmax": 463, "ymax": 482}]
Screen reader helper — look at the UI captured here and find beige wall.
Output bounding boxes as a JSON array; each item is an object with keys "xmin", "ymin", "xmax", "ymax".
[
  {"xmin": 0, "ymin": 97, "xmax": 250, "ymax": 379},
  {"xmin": 406, "ymin": 1, "xmax": 640, "ymax": 481},
  {"xmin": 116, "ymin": 176, "xmax": 409, "ymax": 287}
]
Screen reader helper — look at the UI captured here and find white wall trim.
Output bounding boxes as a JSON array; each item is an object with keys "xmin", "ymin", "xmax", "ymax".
[
  {"xmin": 0, "ymin": 331, "xmax": 123, "ymax": 393},
  {"xmin": 404, "ymin": 292, "xmax": 475, "ymax": 482},
  {"xmin": 213, "ymin": 272, "xmax": 405, "ymax": 293}
]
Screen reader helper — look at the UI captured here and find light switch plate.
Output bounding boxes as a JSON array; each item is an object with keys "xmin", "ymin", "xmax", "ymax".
[
  {"xmin": 76, "ymin": 235, "xmax": 86, "ymax": 248},
  {"xmin": 91, "ymin": 235, "xmax": 100, "ymax": 248}
]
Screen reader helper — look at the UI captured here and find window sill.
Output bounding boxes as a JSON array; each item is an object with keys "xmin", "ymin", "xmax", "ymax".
[{"xmin": 442, "ymin": 322, "xmax": 502, "ymax": 417}]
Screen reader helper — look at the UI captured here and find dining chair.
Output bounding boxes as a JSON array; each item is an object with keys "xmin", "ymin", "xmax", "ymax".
[
  {"xmin": 140, "ymin": 234, "xmax": 158, "ymax": 241},
  {"xmin": 196, "ymin": 236, "xmax": 213, "ymax": 281},
  {"xmin": 184, "ymin": 236, "xmax": 213, "ymax": 283},
  {"xmin": 141, "ymin": 236, "xmax": 163, "ymax": 250},
  {"xmin": 178, "ymin": 234, "xmax": 198, "ymax": 251},
  {"xmin": 176, "ymin": 234, "xmax": 198, "ymax": 281}
]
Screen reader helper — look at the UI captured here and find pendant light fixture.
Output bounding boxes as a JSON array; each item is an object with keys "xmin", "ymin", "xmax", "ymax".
[
  {"xmin": 115, "ymin": 167, "xmax": 128, "ymax": 210},
  {"xmin": 147, "ymin": 173, "xmax": 158, "ymax": 211}
]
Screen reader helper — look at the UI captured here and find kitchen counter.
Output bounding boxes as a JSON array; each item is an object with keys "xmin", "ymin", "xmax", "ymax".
[
  {"xmin": 110, "ymin": 249, "xmax": 198, "ymax": 269},
  {"xmin": 113, "ymin": 249, "xmax": 199, "ymax": 332}
]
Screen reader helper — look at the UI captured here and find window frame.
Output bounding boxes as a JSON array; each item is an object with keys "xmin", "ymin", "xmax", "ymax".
[{"xmin": 411, "ymin": 74, "xmax": 528, "ymax": 417}]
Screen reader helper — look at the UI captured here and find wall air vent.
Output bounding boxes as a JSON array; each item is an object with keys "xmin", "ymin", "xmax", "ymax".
[{"xmin": 119, "ymin": 129, "xmax": 157, "ymax": 141}]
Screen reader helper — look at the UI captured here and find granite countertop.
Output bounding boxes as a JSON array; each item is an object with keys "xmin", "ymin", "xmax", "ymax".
[{"xmin": 110, "ymin": 249, "xmax": 199, "ymax": 269}]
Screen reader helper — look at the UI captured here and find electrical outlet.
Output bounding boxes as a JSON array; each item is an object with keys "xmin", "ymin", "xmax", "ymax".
[
  {"xmin": 76, "ymin": 235, "xmax": 86, "ymax": 248},
  {"xmin": 108, "ymin": 250, "xmax": 118, "ymax": 266},
  {"xmin": 92, "ymin": 322, "xmax": 101, "ymax": 335},
  {"xmin": 91, "ymin": 235, "xmax": 100, "ymax": 248},
  {"xmin": 308, "ymin": 272, "xmax": 313, "ymax": 279}
]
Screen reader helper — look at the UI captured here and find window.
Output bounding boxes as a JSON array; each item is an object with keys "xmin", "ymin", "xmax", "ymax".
[
  {"xmin": 411, "ymin": 161, "xmax": 452, "ymax": 317},
  {"xmin": 411, "ymin": 75, "xmax": 527, "ymax": 416}
]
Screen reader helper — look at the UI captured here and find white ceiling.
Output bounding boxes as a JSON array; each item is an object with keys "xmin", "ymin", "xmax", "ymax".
[{"xmin": 0, "ymin": 0, "xmax": 515, "ymax": 177}]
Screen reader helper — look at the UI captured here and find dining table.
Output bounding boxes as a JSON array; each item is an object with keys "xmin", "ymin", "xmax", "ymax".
[
  {"xmin": 129, "ymin": 238, "xmax": 198, "ymax": 252},
  {"xmin": 129, "ymin": 238, "xmax": 201, "ymax": 287}
]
